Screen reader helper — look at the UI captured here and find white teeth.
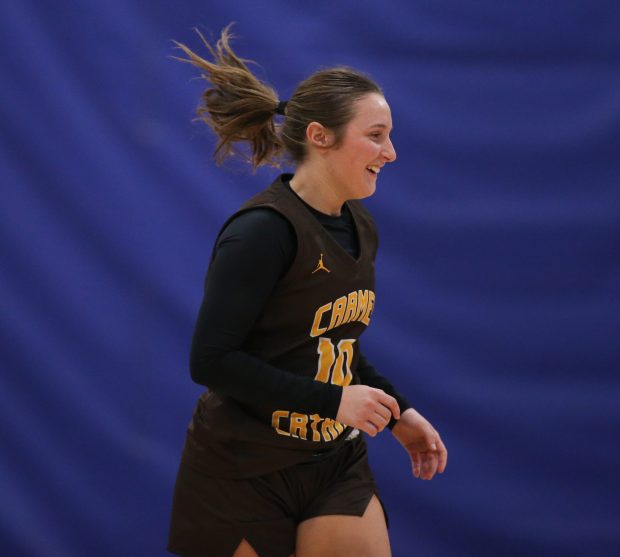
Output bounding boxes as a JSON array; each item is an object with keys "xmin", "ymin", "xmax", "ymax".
[{"xmin": 367, "ymin": 165, "xmax": 380, "ymax": 174}]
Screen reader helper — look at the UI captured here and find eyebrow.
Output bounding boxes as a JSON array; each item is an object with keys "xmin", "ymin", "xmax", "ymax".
[{"xmin": 367, "ymin": 123, "xmax": 393, "ymax": 132}]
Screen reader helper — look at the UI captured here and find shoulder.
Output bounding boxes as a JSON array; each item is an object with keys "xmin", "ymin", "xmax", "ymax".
[
  {"xmin": 219, "ymin": 207, "xmax": 294, "ymax": 244},
  {"xmin": 214, "ymin": 208, "xmax": 296, "ymax": 271},
  {"xmin": 239, "ymin": 173, "xmax": 294, "ymax": 211}
]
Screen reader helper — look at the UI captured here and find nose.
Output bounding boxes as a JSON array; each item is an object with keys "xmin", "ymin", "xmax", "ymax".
[{"xmin": 382, "ymin": 137, "xmax": 396, "ymax": 163}]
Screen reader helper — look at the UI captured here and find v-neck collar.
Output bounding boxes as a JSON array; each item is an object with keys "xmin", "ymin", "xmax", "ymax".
[{"xmin": 279, "ymin": 174, "xmax": 365, "ymax": 265}]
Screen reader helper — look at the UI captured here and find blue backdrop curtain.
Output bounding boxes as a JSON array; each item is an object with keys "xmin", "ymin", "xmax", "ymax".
[{"xmin": 1, "ymin": 1, "xmax": 619, "ymax": 555}]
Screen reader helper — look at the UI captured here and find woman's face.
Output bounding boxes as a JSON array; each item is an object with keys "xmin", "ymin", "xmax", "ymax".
[{"xmin": 325, "ymin": 92, "xmax": 397, "ymax": 200}]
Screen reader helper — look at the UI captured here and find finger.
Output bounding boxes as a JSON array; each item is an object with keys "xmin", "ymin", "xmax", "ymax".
[
  {"xmin": 374, "ymin": 403, "xmax": 392, "ymax": 424},
  {"xmin": 427, "ymin": 433, "xmax": 438, "ymax": 452},
  {"xmin": 436, "ymin": 436, "xmax": 448, "ymax": 473},
  {"xmin": 378, "ymin": 392, "xmax": 400, "ymax": 420},
  {"xmin": 421, "ymin": 452, "xmax": 439, "ymax": 480},
  {"xmin": 373, "ymin": 407, "xmax": 391, "ymax": 427},
  {"xmin": 362, "ymin": 421, "xmax": 379, "ymax": 438},
  {"xmin": 411, "ymin": 453, "xmax": 421, "ymax": 478},
  {"xmin": 369, "ymin": 414, "xmax": 388, "ymax": 433},
  {"xmin": 420, "ymin": 454, "xmax": 430, "ymax": 479},
  {"xmin": 429, "ymin": 453, "xmax": 439, "ymax": 479}
]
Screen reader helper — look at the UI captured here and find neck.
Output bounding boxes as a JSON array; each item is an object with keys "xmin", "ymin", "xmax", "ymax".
[{"xmin": 289, "ymin": 164, "xmax": 344, "ymax": 217}]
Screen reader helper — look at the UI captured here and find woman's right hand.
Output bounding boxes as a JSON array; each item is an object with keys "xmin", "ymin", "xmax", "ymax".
[{"xmin": 335, "ymin": 385, "xmax": 401, "ymax": 437}]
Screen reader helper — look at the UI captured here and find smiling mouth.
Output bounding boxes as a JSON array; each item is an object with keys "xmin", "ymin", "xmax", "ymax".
[{"xmin": 366, "ymin": 165, "xmax": 381, "ymax": 175}]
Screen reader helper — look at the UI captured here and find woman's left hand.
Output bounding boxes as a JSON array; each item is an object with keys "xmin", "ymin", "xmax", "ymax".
[{"xmin": 391, "ymin": 407, "xmax": 448, "ymax": 480}]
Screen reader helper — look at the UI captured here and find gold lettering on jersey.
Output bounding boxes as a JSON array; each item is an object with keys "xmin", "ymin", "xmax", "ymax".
[
  {"xmin": 355, "ymin": 290, "xmax": 369, "ymax": 322},
  {"xmin": 271, "ymin": 410, "xmax": 346, "ymax": 441},
  {"xmin": 361, "ymin": 291, "xmax": 375, "ymax": 325},
  {"xmin": 309, "ymin": 289, "xmax": 375, "ymax": 337},
  {"xmin": 321, "ymin": 418, "xmax": 344, "ymax": 441},
  {"xmin": 289, "ymin": 412, "xmax": 308, "ymax": 439},
  {"xmin": 328, "ymin": 296, "xmax": 347, "ymax": 330},
  {"xmin": 271, "ymin": 410, "xmax": 291, "ymax": 436},
  {"xmin": 309, "ymin": 413, "xmax": 322, "ymax": 442},
  {"xmin": 310, "ymin": 302, "xmax": 332, "ymax": 337},
  {"xmin": 342, "ymin": 291, "xmax": 358, "ymax": 324}
]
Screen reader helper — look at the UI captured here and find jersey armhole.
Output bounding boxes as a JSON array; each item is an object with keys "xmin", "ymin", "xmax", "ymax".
[{"xmin": 212, "ymin": 207, "xmax": 299, "ymax": 280}]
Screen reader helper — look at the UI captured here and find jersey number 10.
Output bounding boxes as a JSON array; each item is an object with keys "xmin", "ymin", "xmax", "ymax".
[{"xmin": 315, "ymin": 338, "xmax": 356, "ymax": 387}]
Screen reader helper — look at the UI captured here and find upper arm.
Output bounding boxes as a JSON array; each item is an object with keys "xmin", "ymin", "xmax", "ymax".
[{"xmin": 198, "ymin": 208, "xmax": 296, "ymax": 349}]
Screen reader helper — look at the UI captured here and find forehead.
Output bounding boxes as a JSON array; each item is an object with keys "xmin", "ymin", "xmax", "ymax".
[{"xmin": 348, "ymin": 93, "xmax": 392, "ymax": 129}]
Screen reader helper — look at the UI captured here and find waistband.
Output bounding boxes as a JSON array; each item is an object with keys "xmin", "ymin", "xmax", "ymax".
[{"xmin": 301, "ymin": 428, "xmax": 361, "ymax": 463}]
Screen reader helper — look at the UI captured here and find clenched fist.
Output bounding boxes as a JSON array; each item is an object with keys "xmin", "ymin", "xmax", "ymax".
[{"xmin": 336, "ymin": 385, "xmax": 401, "ymax": 437}]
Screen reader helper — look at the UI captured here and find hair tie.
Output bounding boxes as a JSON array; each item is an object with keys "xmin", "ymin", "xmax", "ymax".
[{"xmin": 275, "ymin": 100, "xmax": 288, "ymax": 116}]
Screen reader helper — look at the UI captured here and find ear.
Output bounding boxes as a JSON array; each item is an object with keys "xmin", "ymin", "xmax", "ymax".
[{"xmin": 306, "ymin": 121, "xmax": 334, "ymax": 149}]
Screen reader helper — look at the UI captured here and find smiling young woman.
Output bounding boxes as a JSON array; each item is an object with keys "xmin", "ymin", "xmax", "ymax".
[
  {"xmin": 168, "ymin": 24, "xmax": 447, "ymax": 557},
  {"xmin": 289, "ymin": 92, "xmax": 396, "ymax": 214}
]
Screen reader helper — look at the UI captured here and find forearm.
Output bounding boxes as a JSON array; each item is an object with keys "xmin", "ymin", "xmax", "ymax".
[{"xmin": 190, "ymin": 343, "xmax": 342, "ymax": 418}]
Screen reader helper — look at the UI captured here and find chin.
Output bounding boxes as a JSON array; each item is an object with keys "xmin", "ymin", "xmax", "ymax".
[
  {"xmin": 342, "ymin": 175, "xmax": 376, "ymax": 201},
  {"xmin": 356, "ymin": 180, "xmax": 377, "ymax": 199},
  {"xmin": 349, "ymin": 191, "xmax": 375, "ymax": 202},
  {"xmin": 364, "ymin": 185, "xmax": 377, "ymax": 198}
]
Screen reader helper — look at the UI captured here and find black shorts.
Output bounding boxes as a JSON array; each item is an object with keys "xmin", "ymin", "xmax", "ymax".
[{"xmin": 167, "ymin": 433, "xmax": 387, "ymax": 557}]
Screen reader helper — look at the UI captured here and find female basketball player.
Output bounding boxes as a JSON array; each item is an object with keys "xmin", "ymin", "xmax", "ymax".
[{"xmin": 168, "ymin": 25, "xmax": 447, "ymax": 557}]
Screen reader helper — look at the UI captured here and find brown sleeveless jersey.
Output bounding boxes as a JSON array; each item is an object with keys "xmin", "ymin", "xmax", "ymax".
[{"xmin": 182, "ymin": 174, "xmax": 378, "ymax": 478}]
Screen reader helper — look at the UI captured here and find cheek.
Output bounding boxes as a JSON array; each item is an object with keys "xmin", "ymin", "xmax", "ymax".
[
  {"xmin": 364, "ymin": 140, "xmax": 382, "ymax": 158},
  {"xmin": 352, "ymin": 141, "xmax": 379, "ymax": 164}
]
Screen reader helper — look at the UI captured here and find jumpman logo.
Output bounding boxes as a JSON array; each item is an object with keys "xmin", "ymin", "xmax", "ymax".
[{"xmin": 312, "ymin": 253, "xmax": 331, "ymax": 274}]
